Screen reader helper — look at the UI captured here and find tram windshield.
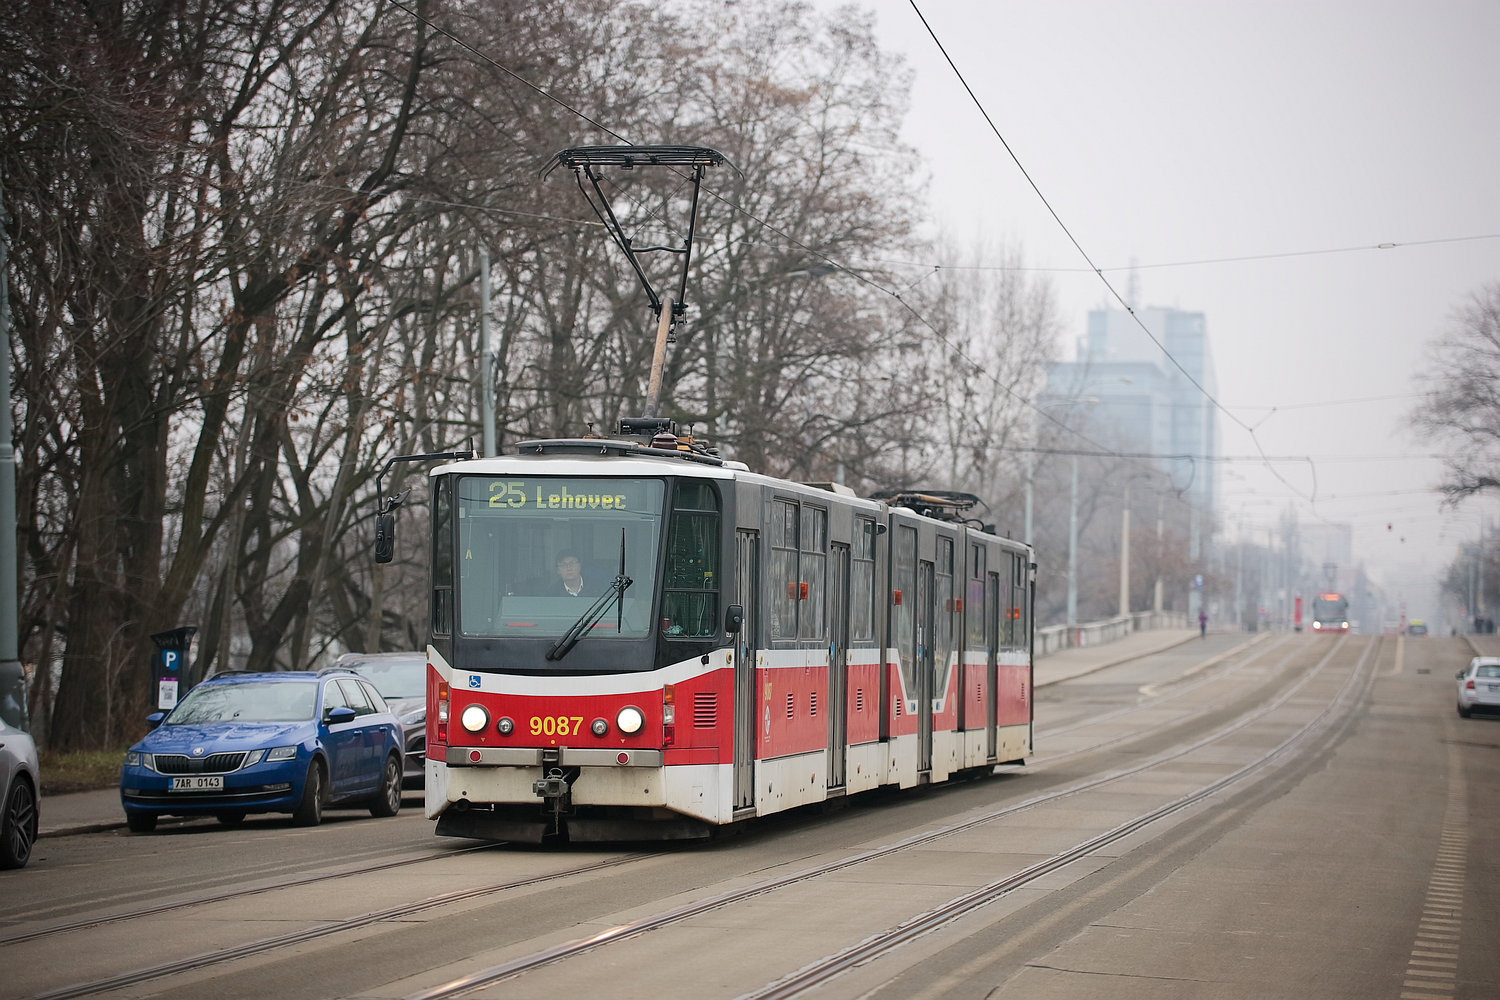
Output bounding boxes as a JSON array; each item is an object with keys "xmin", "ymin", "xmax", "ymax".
[
  {"xmin": 454, "ymin": 476, "xmax": 665, "ymax": 640},
  {"xmin": 1311, "ymin": 594, "xmax": 1348, "ymax": 622}
]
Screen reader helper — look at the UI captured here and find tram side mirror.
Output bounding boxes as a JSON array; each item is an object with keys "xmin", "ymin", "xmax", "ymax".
[
  {"xmin": 375, "ymin": 512, "xmax": 395, "ymax": 564},
  {"xmin": 724, "ymin": 604, "xmax": 744, "ymax": 635}
]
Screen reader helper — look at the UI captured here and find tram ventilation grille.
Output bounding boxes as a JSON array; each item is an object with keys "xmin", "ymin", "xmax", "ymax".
[
  {"xmin": 693, "ymin": 692, "xmax": 717, "ymax": 728},
  {"xmin": 895, "ymin": 697, "xmax": 903, "ymax": 717},
  {"xmin": 153, "ymin": 752, "xmax": 247, "ymax": 774},
  {"xmin": 810, "ymin": 691, "xmax": 817, "ymax": 716},
  {"xmin": 856, "ymin": 688, "xmax": 864, "ymax": 713},
  {"xmin": 786, "ymin": 693, "xmax": 795, "ymax": 719}
]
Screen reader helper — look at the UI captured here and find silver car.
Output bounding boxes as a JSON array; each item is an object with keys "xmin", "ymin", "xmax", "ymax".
[
  {"xmin": 1456, "ymin": 656, "xmax": 1500, "ymax": 717},
  {"xmin": 1, "ymin": 661, "xmax": 39, "ymax": 869}
]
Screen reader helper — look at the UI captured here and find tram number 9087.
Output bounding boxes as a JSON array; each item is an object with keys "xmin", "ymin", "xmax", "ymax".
[{"xmin": 531, "ymin": 715, "xmax": 586, "ymax": 737}]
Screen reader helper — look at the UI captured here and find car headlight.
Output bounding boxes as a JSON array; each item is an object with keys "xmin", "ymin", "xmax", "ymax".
[
  {"xmin": 123, "ymin": 751, "xmax": 140, "ymax": 767},
  {"xmin": 241, "ymin": 750, "xmax": 266, "ymax": 767},
  {"xmin": 400, "ymin": 707, "xmax": 426, "ymax": 727},
  {"xmin": 266, "ymin": 745, "xmax": 298, "ymax": 762},
  {"xmin": 616, "ymin": 706, "xmax": 644, "ymax": 735},
  {"xmin": 460, "ymin": 704, "xmax": 489, "ymax": 733}
]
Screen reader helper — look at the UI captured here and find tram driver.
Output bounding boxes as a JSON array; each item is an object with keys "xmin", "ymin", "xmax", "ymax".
[{"xmin": 552, "ymin": 551, "xmax": 587, "ymax": 597}]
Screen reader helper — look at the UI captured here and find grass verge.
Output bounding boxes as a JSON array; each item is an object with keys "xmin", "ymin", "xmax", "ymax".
[{"xmin": 39, "ymin": 748, "xmax": 126, "ymax": 794}]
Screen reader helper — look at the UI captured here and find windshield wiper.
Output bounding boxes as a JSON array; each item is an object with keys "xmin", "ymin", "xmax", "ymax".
[{"xmin": 546, "ymin": 530, "xmax": 632, "ymax": 661}]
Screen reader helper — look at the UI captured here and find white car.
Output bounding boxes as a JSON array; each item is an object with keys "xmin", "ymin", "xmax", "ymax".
[
  {"xmin": 1, "ymin": 661, "xmax": 39, "ymax": 869},
  {"xmin": 1456, "ymin": 656, "xmax": 1500, "ymax": 718}
]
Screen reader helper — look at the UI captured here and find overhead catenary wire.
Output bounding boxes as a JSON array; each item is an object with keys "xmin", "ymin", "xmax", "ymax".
[{"xmin": 907, "ymin": 0, "xmax": 1323, "ymax": 505}]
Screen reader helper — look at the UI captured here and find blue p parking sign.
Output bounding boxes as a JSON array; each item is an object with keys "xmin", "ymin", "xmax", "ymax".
[{"xmin": 150, "ymin": 626, "xmax": 197, "ymax": 712}]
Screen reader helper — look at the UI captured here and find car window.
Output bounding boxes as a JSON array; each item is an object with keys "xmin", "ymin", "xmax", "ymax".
[
  {"xmin": 170, "ymin": 681, "xmax": 316, "ymax": 723},
  {"xmin": 338, "ymin": 678, "xmax": 376, "ymax": 716},
  {"xmin": 322, "ymin": 679, "xmax": 352, "ymax": 718},
  {"xmin": 1477, "ymin": 665, "xmax": 1500, "ymax": 679},
  {"xmin": 0, "ymin": 661, "xmax": 28, "ymax": 732},
  {"xmin": 357, "ymin": 680, "xmax": 390, "ymax": 714}
]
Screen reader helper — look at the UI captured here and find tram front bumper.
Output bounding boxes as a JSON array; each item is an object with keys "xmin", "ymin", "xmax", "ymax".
[{"xmin": 443, "ymin": 746, "xmax": 663, "ymax": 767}]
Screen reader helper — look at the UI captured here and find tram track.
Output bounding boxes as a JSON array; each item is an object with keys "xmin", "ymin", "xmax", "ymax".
[
  {"xmin": 15, "ymin": 635, "xmax": 1371, "ymax": 1000},
  {"xmin": 26, "ymin": 852, "xmax": 650, "ymax": 1000},
  {"xmin": 0, "ymin": 843, "xmax": 499, "ymax": 947},
  {"xmin": 399, "ymin": 635, "xmax": 1374, "ymax": 1000},
  {"xmin": 1032, "ymin": 631, "xmax": 1295, "ymax": 760}
]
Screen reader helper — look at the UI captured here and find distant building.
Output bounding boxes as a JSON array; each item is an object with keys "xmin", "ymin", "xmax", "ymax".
[{"xmin": 1040, "ymin": 305, "xmax": 1219, "ymax": 515}]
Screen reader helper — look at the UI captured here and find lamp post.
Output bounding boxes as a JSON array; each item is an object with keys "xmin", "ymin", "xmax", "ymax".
[{"xmin": 1067, "ymin": 453, "xmax": 1079, "ymax": 627}]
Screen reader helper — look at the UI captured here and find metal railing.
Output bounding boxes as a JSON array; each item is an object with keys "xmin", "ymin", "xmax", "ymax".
[{"xmin": 1036, "ymin": 611, "xmax": 1188, "ymax": 657}]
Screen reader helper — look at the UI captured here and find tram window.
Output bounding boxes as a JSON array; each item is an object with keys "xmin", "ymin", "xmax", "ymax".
[
  {"xmin": 986, "ymin": 571, "xmax": 1000, "ymax": 652},
  {"xmin": 431, "ymin": 476, "xmax": 453, "ymax": 635},
  {"xmin": 966, "ymin": 544, "xmax": 986, "ymax": 648},
  {"xmin": 935, "ymin": 536, "xmax": 955, "ymax": 676},
  {"xmin": 1008, "ymin": 553, "xmax": 1029, "ymax": 647},
  {"xmin": 452, "ymin": 476, "xmax": 664, "ymax": 639},
  {"xmin": 893, "ymin": 525, "xmax": 916, "ymax": 665},
  {"xmin": 661, "ymin": 481, "xmax": 721, "ymax": 638},
  {"xmin": 768, "ymin": 500, "xmax": 798, "ymax": 641},
  {"xmin": 851, "ymin": 517, "xmax": 876, "ymax": 643},
  {"xmin": 799, "ymin": 506, "xmax": 827, "ymax": 641}
]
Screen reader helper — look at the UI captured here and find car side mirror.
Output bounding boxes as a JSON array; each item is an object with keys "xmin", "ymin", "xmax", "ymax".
[
  {"xmin": 146, "ymin": 711, "xmax": 165, "ymax": 729},
  {"xmin": 326, "ymin": 706, "xmax": 357, "ymax": 724},
  {"xmin": 724, "ymin": 604, "xmax": 744, "ymax": 635}
]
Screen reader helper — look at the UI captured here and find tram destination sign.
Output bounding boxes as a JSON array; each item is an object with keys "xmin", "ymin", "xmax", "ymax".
[{"xmin": 462, "ymin": 477, "xmax": 660, "ymax": 515}]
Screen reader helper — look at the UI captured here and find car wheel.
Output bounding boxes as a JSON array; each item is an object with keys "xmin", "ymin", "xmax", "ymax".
[
  {"xmin": 369, "ymin": 754, "xmax": 402, "ymax": 818},
  {"xmin": 216, "ymin": 811, "xmax": 247, "ymax": 827},
  {"xmin": 292, "ymin": 759, "xmax": 326, "ymax": 827},
  {"xmin": 125, "ymin": 811, "xmax": 158, "ymax": 834},
  {"xmin": 1457, "ymin": 701, "xmax": 1472, "ymax": 718},
  {"xmin": 0, "ymin": 777, "xmax": 38, "ymax": 869}
]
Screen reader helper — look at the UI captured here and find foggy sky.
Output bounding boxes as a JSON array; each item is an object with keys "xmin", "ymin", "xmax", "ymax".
[{"xmin": 823, "ymin": 0, "xmax": 1500, "ymax": 623}]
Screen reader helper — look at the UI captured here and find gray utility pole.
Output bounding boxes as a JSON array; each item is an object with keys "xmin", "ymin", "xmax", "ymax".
[
  {"xmin": 1066, "ymin": 454, "xmax": 1079, "ymax": 628},
  {"xmin": 0, "ymin": 177, "xmax": 19, "ymax": 680},
  {"xmin": 1118, "ymin": 483, "xmax": 1130, "ymax": 618},
  {"xmin": 479, "ymin": 247, "xmax": 495, "ymax": 457}
]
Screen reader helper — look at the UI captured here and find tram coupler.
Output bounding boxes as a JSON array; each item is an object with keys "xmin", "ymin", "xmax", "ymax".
[{"xmin": 532, "ymin": 769, "xmax": 570, "ymax": 800}]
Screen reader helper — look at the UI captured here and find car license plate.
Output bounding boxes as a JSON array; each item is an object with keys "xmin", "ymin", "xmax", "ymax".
[{"xmin": 170, "ymin": 775, "xmax": 223, "ymax": 791}]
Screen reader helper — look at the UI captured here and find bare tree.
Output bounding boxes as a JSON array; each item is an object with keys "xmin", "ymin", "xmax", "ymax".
[{"xmin": 1413, "ymin": 281, "xmax": 1500, "ymax": 501}]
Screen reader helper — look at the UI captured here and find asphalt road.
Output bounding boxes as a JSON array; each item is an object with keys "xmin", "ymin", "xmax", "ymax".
[{"xmin": 0, "ymin": 632, "xmax": 1494, "ymax": 1000}]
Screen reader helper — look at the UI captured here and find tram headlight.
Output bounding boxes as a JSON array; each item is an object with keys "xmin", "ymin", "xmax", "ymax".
[
  {"xmin": 460, "ymin": 704, "xmax": 489, "ymax": 733},
  {"xmin": 616, "ymin": 706, "xmax": 644, "ymax": 735},
  {"xmin": 496, "ymin": 717, "xmax": 514, "ymax": 736},
  {"xmin": 591, "ymin": 717, "xmax": 609, "ymax": 736}
]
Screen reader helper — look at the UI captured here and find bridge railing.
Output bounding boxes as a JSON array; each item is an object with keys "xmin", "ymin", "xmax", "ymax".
[{"xmin": 1036, "ymin": 611, "xmax": 1189, "ymax": 657}]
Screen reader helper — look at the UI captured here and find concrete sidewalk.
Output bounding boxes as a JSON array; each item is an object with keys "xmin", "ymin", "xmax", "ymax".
[
  {"xmin": 33, "ymin": 628, "xmax": 1213, "ymax": 840},
  {"xmin": 1036, "ymin": 627, "xmax": 1200, "ymax": 687}
]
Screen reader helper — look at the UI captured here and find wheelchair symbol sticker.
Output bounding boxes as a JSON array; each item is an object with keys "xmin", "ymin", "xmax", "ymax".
[{"xmin": 468, "ymin": 675, "xmax": 481, "ymax": 689}]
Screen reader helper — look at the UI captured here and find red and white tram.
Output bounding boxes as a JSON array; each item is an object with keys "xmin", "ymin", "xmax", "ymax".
[{"xmin": 392, "ymin": 423, "xmax": 1034, "ymax": 842}]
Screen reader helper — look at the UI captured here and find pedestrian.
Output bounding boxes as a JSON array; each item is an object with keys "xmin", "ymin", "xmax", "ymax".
[{"xmin": 1198, "ymin": 608, "xmax": 1207, "ymax": 638}]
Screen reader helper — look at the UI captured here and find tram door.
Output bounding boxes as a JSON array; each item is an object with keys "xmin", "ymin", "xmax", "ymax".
[
  {"xmin": 985, "ymin": 569, "xmax": 1000, "ymax": 761},
  {"xmin": 917, "ymin": 560, "xmax": 935, "ymax": 774},
  {"xmin": 733, "ymin": 529, "xmax": 759, "ymax": 811},
  {"xmin": 827, "ymin": 543, "xmax": 850, "ymax": 789}
]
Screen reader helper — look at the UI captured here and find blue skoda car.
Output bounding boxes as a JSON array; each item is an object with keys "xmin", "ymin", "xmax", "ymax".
[{"xmin": 120, "ymin": 669, "xmax": 404, "ymax": 832}]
